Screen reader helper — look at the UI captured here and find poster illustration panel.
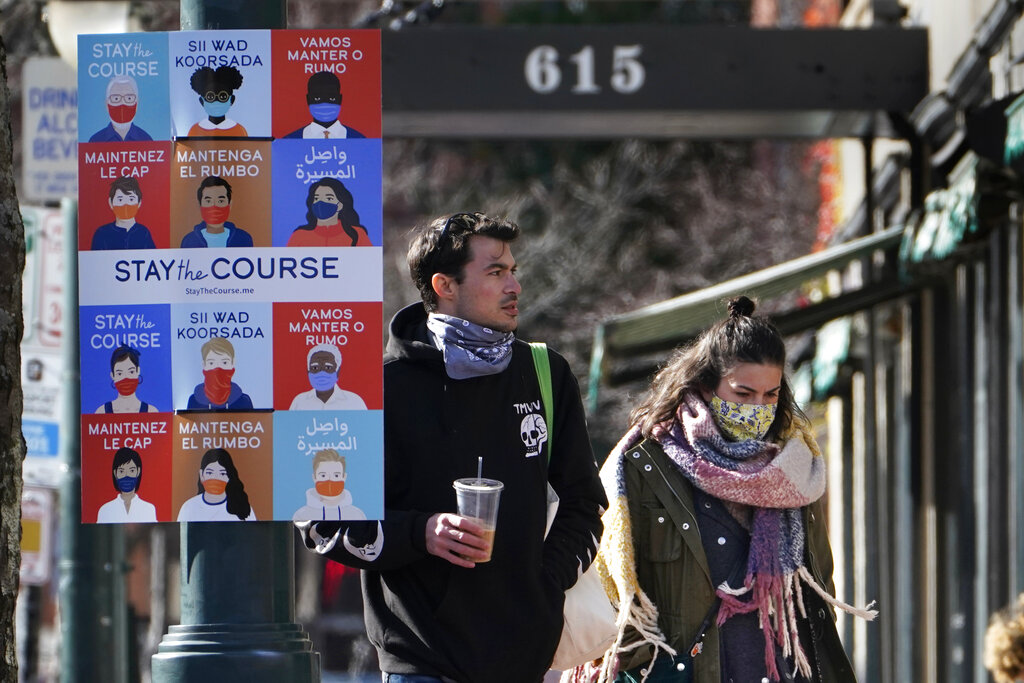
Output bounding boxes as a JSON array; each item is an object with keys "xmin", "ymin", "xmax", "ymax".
[
  {"xmin": 80, "ymin": 304, "xmax": 172, "ymax": 416},
  {"xmin": 272, "ymin": 301, "xmax": 382, "ymax": 411},
  {"xmin": 270, "ymin": 138, "xmax": 381, "ymax": 247},
  {"xmin": 271, "ymin": 29, "xmax": 381, "ymax": 139},
  {"xmin": 81, "ymin": 413, "xmax": 173, "ymax": 523},
  {"xmin": 170, "ymin": 140, "xmax": 272, "ymax": 248},
  {"xmin": 172, "ymin": 412, "xmax": 273, "ymax": 521},
  {"xmin": 78, "ymin": 141, "xmax": 172, "ymax": 250},
  {"xmin": 272, "ymin": 409, "xmax": 383, "ymax": 521},
  {"xmin": 78, "ymin": 32, "xmax": 171, "ymax": 143},
  {"xmin": 169, "ymin": 30, "xmax": 272, "ymax": 139},
  {"xmin": 170, "ymin": 301, "xmax": 273, "ymax": 411}
]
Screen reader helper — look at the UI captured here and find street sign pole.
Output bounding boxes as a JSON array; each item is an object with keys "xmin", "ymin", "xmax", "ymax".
[{"xmin": 151, "ymin": 2, "xmax": 320, "ymax": 681}]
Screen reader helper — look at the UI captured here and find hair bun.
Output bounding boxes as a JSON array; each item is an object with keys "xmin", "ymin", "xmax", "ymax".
[{"xmin": 727, "ymin": 295, "xmax": 756, "ymax": 318}]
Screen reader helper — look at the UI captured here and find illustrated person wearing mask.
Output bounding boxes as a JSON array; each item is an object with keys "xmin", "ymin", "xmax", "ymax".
[
  {"xmin": 293, "ymin": 449, "xmax": 366, "ymax": 522},
  {"xmin": 95, "ymin": 345, "xmax": 159, "ymax": 414},
  {"xmin": 567, "ymin": 296, "xmax": 876, "ymax": 683},
  {"xmin": 187, "ymin": 65, "xmax": 248, "ymax": 137},
  {"xmin": 295, "ymin": 212, "xmax": 606, "ymax": 683},
  {"xmin": 89, "ymin": 74, "xmax": 152, "ymax": 142},
  {"xmin": 96, "ymin": 447, "xmax": 158, "ymax": 523},
  {"xmin": 287, "ymin": 178, "xmax": 371, "ymax": 247},
  {"xmin": 177, "ymin": 448, "xmax": 257, "ymax": 521},
  {"xmin": 288, "ymin": 343, "xmax": 366, "ymax": 411},
  {"xmin": 284, "ymin": 71, "xmax": 365, "ymax": 139},
  {"xmin": 187, "ymin": 337, "xmax": 253, "ymax": 411},
  {"xmin": 90, "ymin": 176, "xmax": 157, "ymax": 250},
  {"xmin": 180, "ymin": 176, "xmax": 254, "ymax": 248}
]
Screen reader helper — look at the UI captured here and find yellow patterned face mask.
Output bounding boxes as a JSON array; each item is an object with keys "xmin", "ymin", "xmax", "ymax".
[{"xmin": 709, "ymin": 394, "xmax": 777, "ymax": 441}]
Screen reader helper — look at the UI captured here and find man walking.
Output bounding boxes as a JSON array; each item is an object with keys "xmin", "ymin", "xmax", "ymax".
[{"xmin": 298, "ymin": 212, "xmax": 606, "ymax": 682}]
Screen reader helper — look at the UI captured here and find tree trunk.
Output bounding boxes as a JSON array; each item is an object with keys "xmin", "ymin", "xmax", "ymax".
[{"xmin": 0, "ymin": 33, "xmax": 27, "ymax": 683}]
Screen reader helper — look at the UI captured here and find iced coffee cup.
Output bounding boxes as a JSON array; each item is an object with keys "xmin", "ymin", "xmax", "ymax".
[{"xmin": 453, "ymin": 477, "xmax": 503, "ymax": 563}]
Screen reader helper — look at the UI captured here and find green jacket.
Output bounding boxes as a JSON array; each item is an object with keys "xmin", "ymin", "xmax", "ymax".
[{"xmin": 620, "ymin": 439, "xmax": 857, "ymax": 683}]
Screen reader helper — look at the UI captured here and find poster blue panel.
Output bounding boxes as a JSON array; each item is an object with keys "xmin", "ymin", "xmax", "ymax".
[
  {"xmin": 78, "ymin": 33, "xmax": 171, "ymax": 143},
  {"xmin": 168, "ymin": 31, "xmax": 272, "ymax": 139},
  {"xmin": 272, "ymin": 410, "xmax": 383, "ymax": 521},
  {"xmin": 79, "ymin": 304, "xmax": 173, "ymax": 416},
  {"xmin": 270, "ymin": 138, "xmax": 382, "ymax": 247},
  {"xmin": 169, "ymin": 301, "xmax": 273, "ymax": 410}
]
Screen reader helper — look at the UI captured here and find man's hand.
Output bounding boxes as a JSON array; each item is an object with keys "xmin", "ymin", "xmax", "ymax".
[{"xmin": 425, "ymin": 513, "xmax": 491, "ymax": 568}]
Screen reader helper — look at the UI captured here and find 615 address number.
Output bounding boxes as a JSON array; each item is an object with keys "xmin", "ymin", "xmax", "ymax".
[{"xmin": 524, "ymin": 45, "xmax": 646, "ymax": 95}]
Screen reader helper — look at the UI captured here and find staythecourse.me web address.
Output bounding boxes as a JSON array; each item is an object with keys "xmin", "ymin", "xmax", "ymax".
[{"xmin": 185, "ymin": 286, "xmax": 255, "ymax": 297}]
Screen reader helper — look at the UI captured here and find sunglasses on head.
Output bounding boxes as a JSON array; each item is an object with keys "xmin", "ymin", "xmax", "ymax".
[
  {"xmin": 426, "ymin": 212, "xmax": 476, "ymax": 274},
  {"xmin": 436, "ymin": 212, "xmax": 475, "ymax": 250}
]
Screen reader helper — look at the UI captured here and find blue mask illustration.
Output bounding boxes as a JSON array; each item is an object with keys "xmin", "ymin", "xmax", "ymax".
[
  {"xmin": 311, "ymin": 201, "xmax": 339, "ymax": 220},
  {"xmin": 309, "ymin": 103, "xmax": 341, "ymax": 123},
  {"xmin": 309, "ymin": 371, "xmax": 338, "ymax": 392},
  {"xmin": 116, "ymin": 475, "xmax": 140, "ymax": 493},
  {"xmin": 203, "ymin": 99, "xmax": 232, "ymax": 118}
]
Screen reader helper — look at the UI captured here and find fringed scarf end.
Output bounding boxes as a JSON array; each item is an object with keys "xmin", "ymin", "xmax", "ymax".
[{"xmin": 796, "ymin": 566, "xmax": 880, "ymax": 621}]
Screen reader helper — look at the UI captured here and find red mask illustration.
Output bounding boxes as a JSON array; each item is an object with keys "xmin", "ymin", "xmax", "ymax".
[
  {"xmin": 200, "ymin": 205, "xmax": 231, "ymax": 225},
  {"xmin": 108, "ymin": 104, "xmax": 136, "ymax": 124},
  {"xmin": 114, "ymin": 377, "xmax": 139, "ymax": 396},
  {"xmin": 203, "ymin": 367, "xmax": 234, "ymax": 405}
]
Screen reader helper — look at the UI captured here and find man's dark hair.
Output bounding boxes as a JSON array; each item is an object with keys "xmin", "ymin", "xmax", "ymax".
[
  {"xmin": 407, "ymin": 212, "xmax": 520, "ymax": 312},
  {"xmin": 197, "ymin": 175, "xmax": 232, "ymax": 203},
  {"xmin": 306, "ymin": 70, "xmax": 342, "ymax": 105},
  {"xmin": 108, "ymin": 176, "xmax": 142, "ymax": 201}
]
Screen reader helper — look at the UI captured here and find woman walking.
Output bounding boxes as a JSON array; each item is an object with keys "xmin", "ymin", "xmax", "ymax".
[{"xmin": 576, "ymin": 296, "xmax": 875, "ymax": 683}]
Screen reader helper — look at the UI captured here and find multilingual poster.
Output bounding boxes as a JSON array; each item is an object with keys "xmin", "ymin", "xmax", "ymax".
[{"xmin": 77, "ymin": 29, "xmax": 383, "ymax": 523}]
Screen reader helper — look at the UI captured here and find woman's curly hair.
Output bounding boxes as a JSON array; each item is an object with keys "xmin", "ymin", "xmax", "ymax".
[{"xmin": 985, "ymin": 593, "xmax": 1024, "ymax": 683}]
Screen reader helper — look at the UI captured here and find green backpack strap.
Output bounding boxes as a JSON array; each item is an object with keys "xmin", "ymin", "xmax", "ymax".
[{"xmin": 529, "ymin": 342, "xmax": 554, "ymax": 464}]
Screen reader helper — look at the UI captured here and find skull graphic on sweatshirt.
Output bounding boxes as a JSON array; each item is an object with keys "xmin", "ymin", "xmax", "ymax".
[{"xmin": 520, "ymin": 413, "xmax": 548, "ymax": 458}]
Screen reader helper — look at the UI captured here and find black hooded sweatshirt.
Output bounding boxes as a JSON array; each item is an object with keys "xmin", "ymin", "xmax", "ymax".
[{"xmin": 298, "ymin": 303, "xmax": 607, "ymax": 683}]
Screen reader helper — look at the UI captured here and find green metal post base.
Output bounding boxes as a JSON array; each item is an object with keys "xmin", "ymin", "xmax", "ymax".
[
  {"xmin": 151, "ymin": 623, "xmax": 319, "ymax": 683},
  {"xmin": 150, "ymin": 522, "xmax": 320, "ymax": 683}
]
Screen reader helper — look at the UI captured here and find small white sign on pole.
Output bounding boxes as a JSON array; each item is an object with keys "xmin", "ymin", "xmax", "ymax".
[
  {"xmin": 21, "ymin": 206, "xmax": 68, "ymax": 487},
  {"xmin": 20, "ymin": 486, "xmax": 55, "ymax": 586},
  {"xmin": 22, "ymin": 57, "xmax": 78, "ymax": 203}
]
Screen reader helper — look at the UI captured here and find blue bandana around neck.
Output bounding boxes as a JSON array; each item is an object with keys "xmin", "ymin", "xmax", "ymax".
[{"xmin": 426, "ymin": 313, "xmax": 515, "ymax": 379}]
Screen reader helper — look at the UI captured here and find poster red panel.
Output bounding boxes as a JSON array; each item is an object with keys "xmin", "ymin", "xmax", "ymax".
[
  {"xmin": 271, "ymin": 30, "xmax": 381, "ymax": 139},
  {"xmin": 78, "ymin": 142, "xmax": 172, "ymax": 250},
  {"xmin": 272, "ymin": 301, "xmax": 383, "ymax": 410},
  {"xmin": 81, "ymin": 413, "xmax": 174, "ymax": 522}
]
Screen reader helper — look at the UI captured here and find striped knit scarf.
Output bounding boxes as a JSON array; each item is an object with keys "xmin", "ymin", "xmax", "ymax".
[{"xmin": 563, "ymin": 391, "xmax": 877, "ymax": 683}]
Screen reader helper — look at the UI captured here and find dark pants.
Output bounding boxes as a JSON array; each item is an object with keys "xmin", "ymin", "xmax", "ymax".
[{"xmin": 381, "ymin": 674, "xmax": 446, "ymax": 683}]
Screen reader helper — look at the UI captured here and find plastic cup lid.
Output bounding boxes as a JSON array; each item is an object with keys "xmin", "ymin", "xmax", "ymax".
[{"xmin": 453, "ymin": 477, "xmax": 504, "ymax": 491}]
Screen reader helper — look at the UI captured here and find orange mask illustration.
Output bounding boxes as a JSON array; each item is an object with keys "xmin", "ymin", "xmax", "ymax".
[
  {"xmin": 315, "ymin": 480, "xmax": 345, "ymax": 498},
  {"xmin": 202, "ymin": 479, "xmax": 228, "ymax": 496},
  {"xmin": 112, "ymin": 204, "xmax": 140, "ymax": 220}
]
